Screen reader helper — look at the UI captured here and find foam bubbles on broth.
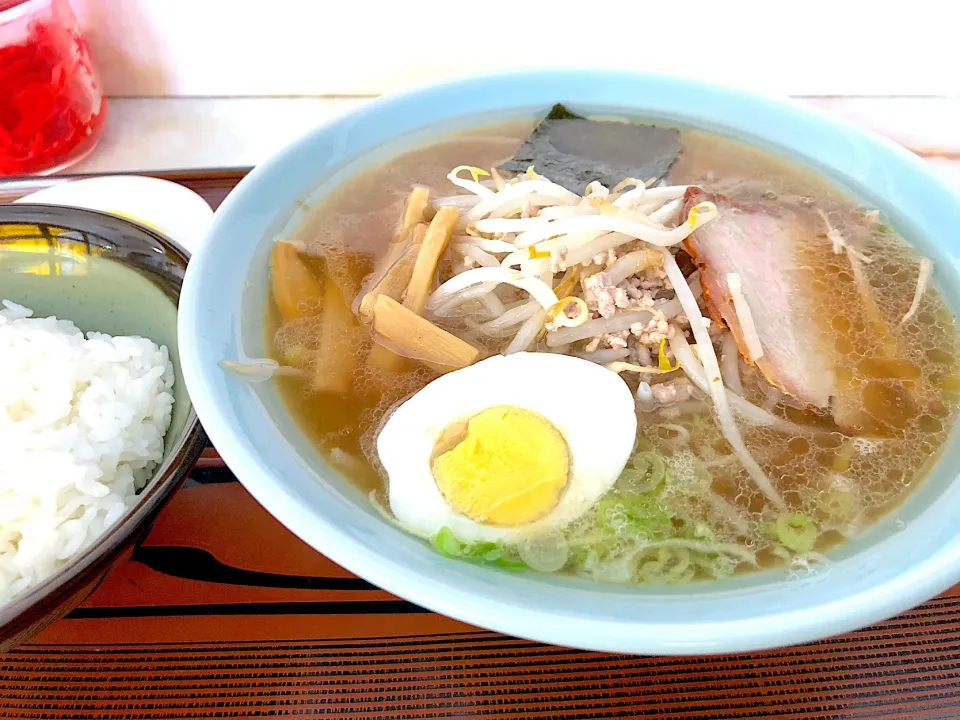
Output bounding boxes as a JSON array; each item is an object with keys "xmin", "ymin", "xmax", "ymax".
[{"xmin": 265, "ymin": 120, "xmax": 960, "ymax": 576}]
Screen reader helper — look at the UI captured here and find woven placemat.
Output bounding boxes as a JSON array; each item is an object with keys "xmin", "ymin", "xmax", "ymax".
[{"xmin": 1, "ymin": 172, "xmax": 958, "ymax": 720}]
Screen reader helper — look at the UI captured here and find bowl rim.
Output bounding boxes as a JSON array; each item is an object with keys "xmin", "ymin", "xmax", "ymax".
[
  {"xmin": 178, "ymin": 68, "xmax": 960, "ymax": 655},
  {"xmin": 0, "ymin": 205, "xmax": 207, "ymax": 634}
]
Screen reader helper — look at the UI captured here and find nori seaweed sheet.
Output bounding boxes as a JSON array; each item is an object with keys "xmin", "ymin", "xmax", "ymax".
[{"xmin": 499, "ymin": 104, "xmax": 682, "ymax": 194}]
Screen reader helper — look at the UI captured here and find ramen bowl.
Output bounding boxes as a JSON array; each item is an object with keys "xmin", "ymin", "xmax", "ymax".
[
  {"xmin": 0, "ymin": 205, "xmax": 206, "ymax": 651},
  {"xmin": 178, "ymin": 70, "xmax": 960, "ymax": 654}
]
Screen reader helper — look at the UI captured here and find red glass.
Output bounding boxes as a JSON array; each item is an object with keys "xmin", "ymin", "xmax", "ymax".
[{"xmin": 0, "ymin": 0, "xmax": 107, "ymax": 176}]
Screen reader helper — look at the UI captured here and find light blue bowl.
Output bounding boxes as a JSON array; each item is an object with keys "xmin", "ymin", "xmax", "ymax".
[{"xmin": 178, "ymin": 70, "xmax": 960, "ymax": 654}]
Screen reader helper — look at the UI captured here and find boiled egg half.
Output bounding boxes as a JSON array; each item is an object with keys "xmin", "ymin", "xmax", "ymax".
[{"xmin": 377, "ymin": 352, "xmax": 637, "ymax": 543}]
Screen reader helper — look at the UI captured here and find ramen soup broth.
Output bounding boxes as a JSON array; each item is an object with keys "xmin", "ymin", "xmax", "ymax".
[{"xmin": 258, "ymin": 111, "xmax": 960, "ymax": 585}]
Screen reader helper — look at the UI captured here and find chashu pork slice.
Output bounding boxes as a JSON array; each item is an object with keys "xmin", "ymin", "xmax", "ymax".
[{"xmin": 681, "ymin": 187, "xmax": 837, "ymax": 409}]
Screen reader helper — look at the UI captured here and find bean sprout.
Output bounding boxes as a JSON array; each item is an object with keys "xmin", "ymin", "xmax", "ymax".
[
  {"xmin": 453, "ymin": 236, "xmax": 517, "ymax": 254},
  {"xmin": 546, "ymin": 310, "xmax": 655, "ymax": 347},
  {"xmin": 447, "ymin": 166, "xmax": 494, "ymax": 197},
  {"xmin": 464, "ymin": 179, "xmax": 579, "ymax": 223},
  {"xmin": 220, "ymin": 358, "xmax": 306, "ymax": 382},
  {"xmin": 539, "ymin": 205, "xmax": 599, "ymax": 220},
  {"xmin": 489, "ymin": 193, "xmax": 572, "ymax": 219},
  {"xmin": 648, "ymin": 199, "xmax": 682, "ymax": 226},
  {"xmin": 430, "ymin": 283, "xmax": 499, "ymax": 316},
  {"xmin": 547, "ymin": 296, "xmax": 589, "ymax": 328},
  {"xmin": 584, "ymin": 181, "xmax": 609, "ymax": 198},
  {"xmin": 427, "ymin": 266, "xmax": 561, "ymax": 315},
  {"xmin": 513, "ymin": 201, "xmax": 718, "ymax": 248},
  {"xmin": 611, "ymin": 177, "xmax": 646, "ymax": 194},
  {"xmin": 561, "ymin": 232, "xmax": 638, "ymax": 267},
  {"xmin": 651, "ymin": 422, "xmax": 691, "ymax": 447},
  {"xmin": 456, "ymin": 243, "xmax": 500, "ymax": 268},
  {"xmin": 473, "ymin": 300, "xmax": 541, "ymax": 336},
  {"xmin": 504, "ymin": 307, "xmax": 547, "ymax": 354},
  {"xmin": 472, "ymin": 217, "xmax": 555, "ymax": 234},
  {"xmin": 615, "ymin": 184, "xmax": 689, "ymax": 210},
  {"xmin": 603, "ymin": 249, "xmax": 663, "ymax": 285},
  {"xmin": 612, "ymin": 182, "xmax": 649, "ymax": 209},
  {"xmin": 661, "ymin": 249, "xmax": 785, "ymax": 509},
  {"xmin": 480, "ymin": 291, "xmax": 506, "ymax": 318},
  {"xmin": 816, "ymin": 208, "xmax": 873, "ymax": 263},
  {"xmin": 669, "ymin": 327, "xmax": 812, "ymax": 435},
  {"xmin": 573, "ymin": 348, "xmax": 631, "ymax": 364},
  {"xmin": 900, "ymin": 257, "xmax": 934, "ymax": 325},
  {"xmin": 720, "ymin": 332, "xmax": 745, "ymax": 397},
  {"xmin": 727, "ymin": 272, "xmax": 764, "ymax": 361},
  {"xmin": 605, "ymin": 362, "xmax": 679, "ymax": 375},
  {"xmin": 639, "ymin": 185, "xmax": 690, "ymax": 202},
  {"xmin": 435, "ymin": 195, "xmax": 482, "ymax": 210}
]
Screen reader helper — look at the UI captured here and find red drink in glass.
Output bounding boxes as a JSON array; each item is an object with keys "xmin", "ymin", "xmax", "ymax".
[{"xmin": 0, "ymin": 0, "xmax": 107, "ymax": 176}]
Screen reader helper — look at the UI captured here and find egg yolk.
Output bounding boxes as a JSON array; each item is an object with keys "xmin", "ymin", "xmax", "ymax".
[{"xmin": 431, "ymin": 405, "xmax": 569, "ymax": 525}]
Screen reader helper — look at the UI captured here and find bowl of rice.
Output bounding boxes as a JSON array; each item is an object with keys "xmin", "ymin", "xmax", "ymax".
[{"xmin": 0, "ymin": 204, "xmax": 206, "ymax": 650}]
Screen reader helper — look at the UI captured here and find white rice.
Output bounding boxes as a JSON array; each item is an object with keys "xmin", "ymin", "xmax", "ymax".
[{"xmin": 0, "ymin": 300, "xmax": 174, "ymax": 605}]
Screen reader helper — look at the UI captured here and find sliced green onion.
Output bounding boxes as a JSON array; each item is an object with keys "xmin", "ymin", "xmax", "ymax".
[
  {"xmin": 430, "ymin": 527, "xmax": 525, "ymax": 570},
  {"xmin": 627, "ymin": 451, "xmax": 668, "ymax": 493},
  {"xmin": 432, "ymin": 527, "xmax": 463, "ymax": 557},
  {"xmin": 638, "ymin": 546, "xmax": 695, "ymax": 585},
  {"xmin": 595, "ymin": 493, "xmax": 674, "ymax": 540},
  {"xmin": 775, "ymin": 513, "xmax": 819, "ymax": 553},
  {"xmin": 518, "ymin": 530, "xmax": 569, "ymax": 572},
  {"xmin": 823, "ymin": 488, "xmax": 859, "ymax": 522}
]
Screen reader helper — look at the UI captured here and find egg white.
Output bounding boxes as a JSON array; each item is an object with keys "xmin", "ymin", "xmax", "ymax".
[{"xmin": 377, "ymin": 352, "xmax": 637, "ymax": 543}]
